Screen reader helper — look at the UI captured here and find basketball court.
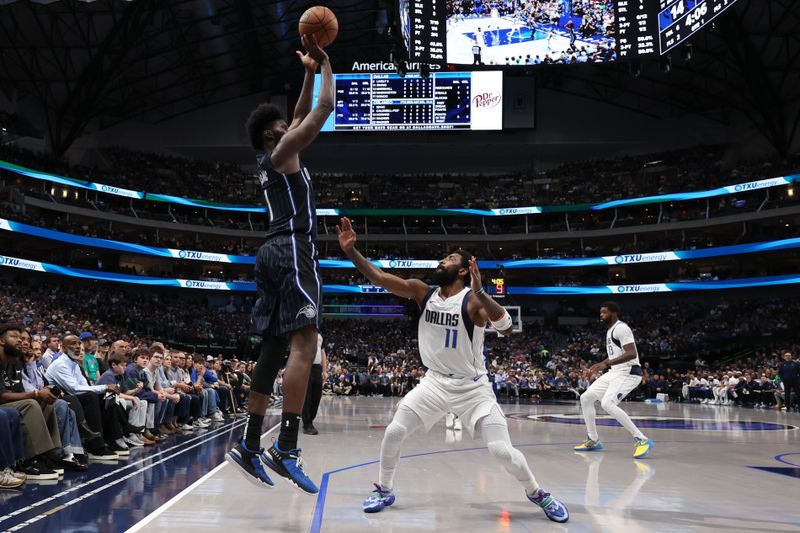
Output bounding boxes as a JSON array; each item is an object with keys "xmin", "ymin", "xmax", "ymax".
[{"xmin": 111, "ymin": 397, "xmax": 800, "ymax": 533}]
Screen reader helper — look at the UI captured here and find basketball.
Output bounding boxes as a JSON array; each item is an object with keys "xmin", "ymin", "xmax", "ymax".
[{"xmin": 299, "ymin": 6, "xmax": 338, "ymax": 48}]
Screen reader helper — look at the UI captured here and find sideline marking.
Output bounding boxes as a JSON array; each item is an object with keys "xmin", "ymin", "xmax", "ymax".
[
  {"xmin": 124, "ymin": 420, "xmax": 281, "ymax": 533},
  {"xmin": 0, "ymin": 420, "xmax": 243, "ymax": 525}
]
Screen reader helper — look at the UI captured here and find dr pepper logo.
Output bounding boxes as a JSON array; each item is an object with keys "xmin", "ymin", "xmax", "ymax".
[{"xmin": 472, "ymin": 92, "xmax": 501, "ymax": 109}]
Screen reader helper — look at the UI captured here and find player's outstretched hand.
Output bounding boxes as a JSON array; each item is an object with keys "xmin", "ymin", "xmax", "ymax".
[
  {"xmin": 301, "ymin": 34, "xmax": 329, "ymax": 65},
  {"xmin": 336, "ymin": 217, "xmax": 357, "ymax": 252},
  {"xmin": 295, "ymin": 47, "xmax": 319, "ymax": 73},
  {"xmin": 468, "ymin": 256, "xmax": 483, "ymax": 294}
]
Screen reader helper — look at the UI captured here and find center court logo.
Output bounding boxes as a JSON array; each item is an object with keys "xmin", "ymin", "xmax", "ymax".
[
  {"xmin": 473, "ymin": 92, "xmax": 501, "ymax": 109},
  {"xmin": 296, "ymin": 304, "xmax": 317, "ymax": 320}
]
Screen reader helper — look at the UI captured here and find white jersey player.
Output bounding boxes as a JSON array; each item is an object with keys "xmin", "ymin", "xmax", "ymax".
[
  {"xmin": 336, "ymin": 217, "xmax": 569, "ymax": 523},
  {"xmin": 574, "ymin": 302, "xmax": 653, "ymax": 458}
]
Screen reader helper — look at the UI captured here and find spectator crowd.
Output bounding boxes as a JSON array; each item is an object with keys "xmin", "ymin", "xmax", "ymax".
[
  {"xmin": 2, "ymin": 278, "xmax": 799, "ymax": 491},
  {"xmin": 1, "ymin": 322, "xmax": 251, "ymax": 489}
]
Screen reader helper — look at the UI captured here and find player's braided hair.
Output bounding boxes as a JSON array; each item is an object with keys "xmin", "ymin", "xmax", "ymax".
[{"xmin": 245, "ymin": 103, "xmax": 284, "ymax": 150}]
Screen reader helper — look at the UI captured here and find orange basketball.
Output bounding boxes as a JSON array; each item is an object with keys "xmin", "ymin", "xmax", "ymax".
[{"xmin": 299, "ymin": 6, "xmax": 338, "ymax": 48}]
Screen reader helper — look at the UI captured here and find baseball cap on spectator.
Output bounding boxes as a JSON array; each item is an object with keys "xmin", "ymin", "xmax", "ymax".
[
  {"xmin": 98, "ymin": 338, "xmax": 109, "ymax": 347},
  {"xmin": 80, "ymin": 331, "xmax": 95, "ymax": 341},
  {"xmin": 206, "ymin": 355, "xmax": 214, "ymax": 362}
]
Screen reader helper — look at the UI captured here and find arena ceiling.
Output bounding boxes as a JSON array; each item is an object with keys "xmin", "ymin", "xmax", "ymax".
[{"xmin": 0, "ymin": 0, "xmax": 797, "ymax": 157}]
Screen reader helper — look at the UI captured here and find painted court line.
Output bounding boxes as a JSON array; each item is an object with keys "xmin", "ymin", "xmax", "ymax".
[
  {"xmin": 308, "ymin": 438, "xmax": 726, "ymax": 533},
  {"xmin": 125, "ymin": 420, "xmax": 282, "ymax": 533},
  {"xmin": 0, "ymin": 420, "xmax": 244, "ymax": 527}
]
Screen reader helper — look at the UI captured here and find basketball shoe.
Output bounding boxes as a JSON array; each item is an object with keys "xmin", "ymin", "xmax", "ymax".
[
  {"xmin": 633, "ymin": 437, "xmax": 653, "ymax": 458},
  {"xmin": 574, "ymin": 437, "xmax": 604, "ymax": 451},
  {"xmin": 362, "ymin": 483, "xmax": 395, "ymax": 513},
  {"xmin": 260, "ymin": 440, "xmax": 319, "ymax": 494},
  {"xmin": 528, "ymin": 487, "xmax": 569, "ymax": 523},
  {"xmin": 226, "ymin": 440, "xmax": 274, "ymax": 488}
]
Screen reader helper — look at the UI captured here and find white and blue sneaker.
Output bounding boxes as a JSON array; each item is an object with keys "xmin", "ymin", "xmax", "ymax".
[
  {"xmin": 528, "ymin": 488, "xmax": 569, "ymax": 523},
  {"xmin": 362, "ymin": 483, "xmax": 396, "ymax": 513},
  {"xmin": 260, "ymin": 440, "xmax": 319, "ymax": 494},
  {"xmin": 226, "ymin": 441, "xmax": 274, "ymax": 488}
]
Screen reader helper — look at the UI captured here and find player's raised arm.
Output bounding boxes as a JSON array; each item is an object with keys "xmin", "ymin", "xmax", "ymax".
[
  {"xmin": 467, "ymin": 256, "xmax": 514, "ymax": 335},
  {"xmin": 336, "ymin": 217, "xmax": 429, "ymax": 305},
  {"xmin": 288, "ymin": 44, "xmax": 320, "ymax": 131},
  {"xmin": 271, "ymin": 34, "xmax": 334, "ymax": 173}
]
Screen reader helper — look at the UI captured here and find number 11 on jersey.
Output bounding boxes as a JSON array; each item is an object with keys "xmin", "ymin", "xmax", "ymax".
[{"xmin": 444, "ymin": 328, "xmax": 458, "ymax": 349}]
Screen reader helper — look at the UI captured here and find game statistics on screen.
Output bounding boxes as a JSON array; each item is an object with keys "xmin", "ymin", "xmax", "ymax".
[{"xmin": 313, "ymin": 70, "xmax": 503, "ymax": 131}]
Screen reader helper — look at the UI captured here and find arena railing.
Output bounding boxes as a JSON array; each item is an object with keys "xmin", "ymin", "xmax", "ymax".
[
  {"xmin": 2, "ymin": 216, "xmax": 799, "ymax": 269},
  {"xmin": 1, "ymin": 252, "xmax": 799, "ymax": 294},
  {"xmin": 1, "ymin": 158, "xmax": 797, "ymax": 216}
]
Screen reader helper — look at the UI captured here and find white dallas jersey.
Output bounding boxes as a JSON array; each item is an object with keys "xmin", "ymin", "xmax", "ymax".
[
  {"xmin": 605, "ymin": 320, "xmax": 640, "ymax": 373},
  {"xmin": 418, "ymin": 287, "xmax": 486, "ymax": 379}
]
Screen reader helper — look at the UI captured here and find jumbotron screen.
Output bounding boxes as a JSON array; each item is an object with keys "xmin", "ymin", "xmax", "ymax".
[
  {"xmin": 313, "ymin": 70, "xmax": 503, "ymax": 131},
  {"xmin": 446, "ymin": 0, "xmax": 617, "ymax": 66},
  {"xmin": 402, "ymin": 0, "xmax": 740, "ymax": 66}
]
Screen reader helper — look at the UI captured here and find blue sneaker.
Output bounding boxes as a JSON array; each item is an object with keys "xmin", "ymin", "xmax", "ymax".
[
  {"xmin": 226, "ymin": 441, "xmax": 274, "ymax": 488},
  {"xmin": 362, "ymin": 483, "xmax": 395, "ymax": 513},
  {"xmin": 260, "ymin": 440, "xmax": 319, "ymax": 494},
  {"xmin": 528, "ymin": 488, "xmax": 569, "ymax": 523}
]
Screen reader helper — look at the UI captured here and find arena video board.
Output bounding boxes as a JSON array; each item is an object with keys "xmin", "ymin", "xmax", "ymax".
[
  {"xmin": 313, "ymin": 70, "xmax": 503, "ymax": 131},
  {"xmin": 401, "ymin": 0, "xmax": 740, "ymax": 66}
]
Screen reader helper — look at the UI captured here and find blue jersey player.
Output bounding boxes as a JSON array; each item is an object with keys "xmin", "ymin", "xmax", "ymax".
[{"xmin": 227, "ymin": 34, "xmax": 333, "ymax": 495}]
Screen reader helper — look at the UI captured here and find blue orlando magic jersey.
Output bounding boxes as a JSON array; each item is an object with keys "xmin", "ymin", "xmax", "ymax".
[{"xmin": 257, "ymin": 153, "xmax": 317, "ymax": 239}]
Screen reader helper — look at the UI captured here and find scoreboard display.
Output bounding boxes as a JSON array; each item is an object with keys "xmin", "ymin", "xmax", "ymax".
[
  {"xmin": 616, "ymin": 0, "xmax": 739, "ymax": 57},
  {"xmin": 404, "ymin": 0, "xmax": 740, "ymax": 64},
  {"xmin": 313, "ymin": 70, "xmax": 503, "ymax": 131},
  {"xmin": 657, "ymin": 0, "xmax": 739, "ymax": 54}
]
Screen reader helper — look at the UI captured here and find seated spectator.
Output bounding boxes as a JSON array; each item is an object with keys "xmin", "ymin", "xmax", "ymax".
[
  {"xmin": 44, "ymin": 334, "xmax": 127, "ymax": 458},
  {"xmin": 165, "ymin": 352, "xmax": 206, "ymax": 428},
  {"xmin": 0, "ymin": 323, "xmax": 62, "ymax": 480},
  {"xmin": 124, "ymin": 348, "xmax": 165, "ymax": 442},
  {"xmin": 80, "ymin": 332, "xmax": 100, "ymax": 384},
  {"xmin": 18, "ymin": 330, "xmax": 87, "ymax": 471},
  {"xmin": 190, "ymin": 354, "xmax": 224, "ymax": 421},
  {"xmin": 97, "ymin": 351, "xmax": 151, "ymax": 447},
  {"xmin": 145, "ymin": 344, "xmax": 186, "ymax": 434}
]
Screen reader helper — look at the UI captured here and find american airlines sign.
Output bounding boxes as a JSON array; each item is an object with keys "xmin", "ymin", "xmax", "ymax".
[{"xmin": 350, "ymin": 61, "xmax": 441, "ymax": 72}]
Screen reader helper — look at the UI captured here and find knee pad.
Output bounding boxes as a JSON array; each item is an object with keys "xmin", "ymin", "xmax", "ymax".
[
  {"xmin": 384, "ymin": 421, "xmax": 408, "ymax": 444},
  {"xmin": 487, "ymin": 440, "xmax": 513, "ymax": 463}
]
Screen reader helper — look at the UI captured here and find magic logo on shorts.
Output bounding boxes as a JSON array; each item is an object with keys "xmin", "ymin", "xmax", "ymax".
[{"xmin": 296, "ymin": 304, "xmax": 317, "ymax": 320}]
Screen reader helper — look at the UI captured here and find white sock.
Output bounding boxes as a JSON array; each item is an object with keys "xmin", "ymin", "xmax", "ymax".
[{"xmin": 581, "ymin": 396, "xmax": 599, "ymax": 441}]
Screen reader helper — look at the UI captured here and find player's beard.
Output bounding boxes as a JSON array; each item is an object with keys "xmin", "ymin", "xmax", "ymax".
[
  {"xmin": 4, "ymin": 342, "xmax": 24, "ymax": 360},
  {"xmin": 432, "ymin": 265, "xmax": 458, "ymax": 286}
]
